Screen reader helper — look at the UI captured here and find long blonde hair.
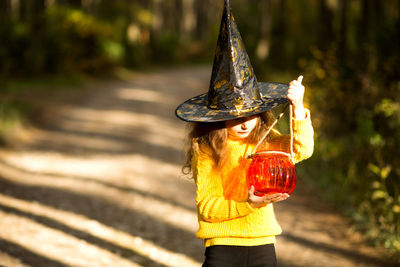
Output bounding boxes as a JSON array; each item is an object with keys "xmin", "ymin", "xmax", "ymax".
[{"xmin": 182, "ymin": 111, "xmax": 275, "ymax": 175}]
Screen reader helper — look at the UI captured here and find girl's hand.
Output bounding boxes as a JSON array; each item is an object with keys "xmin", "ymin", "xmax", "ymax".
[
  {"xmin": 287, "ymin": 75, "xmax": 306, "ymax": 119},
  {"xmin": 247, "ymin": 186, "xmax": 290, "ymax": 208}
]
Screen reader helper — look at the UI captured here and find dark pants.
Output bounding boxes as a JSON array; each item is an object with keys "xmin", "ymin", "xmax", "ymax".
[{"xmin": 202, "ymin": 244, "xmax": 277, "ymax": 267}]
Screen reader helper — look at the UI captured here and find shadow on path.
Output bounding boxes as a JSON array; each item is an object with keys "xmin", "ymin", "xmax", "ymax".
[
  {"xmin": 0, "ymin": 177, "xmax": 204, "ymax": 262},
  {"xmin": 0, "ymin": 238, "xmax": 69, "ymax": 267},
  {"xmin": 0, "ymin": 204, "xmax": 167, "ymax": 267},
  {"xmin": 281, "ymin": 232, "xmax": 396, "ymax": 267},
  {"xmin": 0, "ymin": 158, "xmax": 196, "ymax": 212}
]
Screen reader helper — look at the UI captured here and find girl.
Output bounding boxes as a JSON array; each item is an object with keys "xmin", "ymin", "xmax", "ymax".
[
  {"xmin": 180, "ymin": 76, "xmax": 313, "ymax": 267},
  {"xmin": 175, "ymin": 1, "xmax": 313, "ymax": 265}
]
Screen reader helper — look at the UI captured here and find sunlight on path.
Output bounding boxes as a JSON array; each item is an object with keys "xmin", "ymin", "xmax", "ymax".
[
  {"xmin": 0, "ymin": 252, "xmax": 30, "ymax": 267},
  {"xmin": 0, "ymin": 210, "xmax": 141, "ymax": 267},
  {"xmin": 63, "ymin": 107, "xmax": 185, "ymax": 150},
  {"xmin": 116, "ymin": 87, "xmax": 178, "ymax": 104},
  {"xmin": 0, "ymin": 194, "xmax": 199, "ymax": 267},
  {"xmin": 0, "ymin": 151, "xmax": 187, "ymax": 199},
  {"xmin": 274, "ymin": 188, "xmax": 389, "ymax": 267},
  {"xmin": 0, "ymin": 152, "xmax": 197, "ymax": 234},
  {"xmin": 0, "ymin": 66, "xmax": 210, "ymax": 267}
]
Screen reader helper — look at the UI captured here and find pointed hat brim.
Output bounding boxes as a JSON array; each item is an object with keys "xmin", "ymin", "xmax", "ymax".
[{"xmin": 175, "ymin": 82, "xmax": 289, "ymax": 122}]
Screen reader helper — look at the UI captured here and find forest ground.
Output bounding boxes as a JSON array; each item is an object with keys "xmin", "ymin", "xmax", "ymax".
[{"xmin": 0, "ymin": 66, "xmax": 396, "ymax": 267}]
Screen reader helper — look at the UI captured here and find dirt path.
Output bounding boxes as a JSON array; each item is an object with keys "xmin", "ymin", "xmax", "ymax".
[{"xmin": 0, "ymin": 66, "xmax": 395, "ymax": 267}]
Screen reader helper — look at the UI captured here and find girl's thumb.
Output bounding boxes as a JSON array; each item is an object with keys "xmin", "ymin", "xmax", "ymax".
[
  {"xmin": 249, "ymin": 185, "xmax": 255, "ymax": 193},
  {"xmin": 297, "ymin": 75, "xmax": 303, "ymax": 84}
]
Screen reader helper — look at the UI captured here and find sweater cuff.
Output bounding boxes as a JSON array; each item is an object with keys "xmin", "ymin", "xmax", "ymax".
[
  {"xmin": 292, "ymin": 108, "xmax": 311, "ymax": 129},
  {"xmin": 292, "ymin": 108, "xmax": 310, "ymax": 121}
]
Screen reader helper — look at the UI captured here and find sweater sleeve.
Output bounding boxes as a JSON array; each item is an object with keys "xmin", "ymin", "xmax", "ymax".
[
  {"xmin": 268, "ymin": 108, "xmax": 314, "ymax": 164},
  {"xmin": 291, "ymin": 108, "xmax": 314, "ymax": 163},
  {"xmin": 193, "ymin": 152, "xmax": 256, "ymax": 222}
]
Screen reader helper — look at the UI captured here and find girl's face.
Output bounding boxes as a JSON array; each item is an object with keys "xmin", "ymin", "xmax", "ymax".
[{"xmin": 226, "ymin": 115, "xmax": 259, "ymax": 140}]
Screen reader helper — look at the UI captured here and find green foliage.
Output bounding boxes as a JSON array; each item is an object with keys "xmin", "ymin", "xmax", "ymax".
[
  {"xmin": 301, "ymin": 94, "xmax": 400, "ymax": 260},
  {"xmin": 0, "ymin": 7, "xmax": 115, "ymax": 78},
  {"xmin": 299, "ymin": 45, "xmax": 400, "ymax": 260},
  {"xmin": 45, "ymin": 6, "xmax": 115, "ymax": 70},
  {"xmin": 0, "ymin": 101, "xmax": 31, "ymax": 143},
  {"xmin": 248, "ymin": 1, "xmax": 400, "ymax": 260},
  {"xmin": 150, "ymin": 32, "xmax": 181, "ymax": 62},
  {"xmin": 101, "ymin": 40, "xmax": 124, "ymax": 63}
]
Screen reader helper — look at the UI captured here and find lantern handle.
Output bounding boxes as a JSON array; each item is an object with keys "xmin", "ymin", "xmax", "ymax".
[
  {"xmin": 248, "ymin": 103, "xmax": 294, "ymax": 160},
  {"xmin": 289, "ymin": 103, "xmax": 294, "ymax": 161}
]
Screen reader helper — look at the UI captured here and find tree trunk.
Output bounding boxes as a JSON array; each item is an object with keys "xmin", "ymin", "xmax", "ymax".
[
  {"xmin": 256, "ymin": 0, "xmax": 272, "ymax": 60},
  {"xmin": 30, "ymin": 0, "xmax": 45, "ymax": 32},
  {"xmin": 10, "ymin": 0, "xmax": 19, "ymax": 20},
  {"xmin": 161, "ymin": 0, "xmax": 174, "ymax": 33},
  {"xmin": 358, "ymin": 0, "xmax": 374, "ymax": 103},
  {"xmin": 195, "ymin": 0, "xmax": 209, "ymax": 39},
  {"xmin": 19, "ymin": 0, "xmax": 27, "ymax": 22},
  {"xmin": 122, "ymin": 8, "xmax": 134, "ymax": 68},
  {"xmin": 318, "ymin": 0, "xmax": 334, "ymax": 51},
  {"xmin": 181, "ymin": 0, "xmax": 195, "ymax": 40},
  {"xmin": 152, "ymin": 0, "xmax": 163, "ymax": 36},
  {"xmin": 359, "ymin": 0, "xmax": 370, "ymax": 68},
  {"xmin": 338, "ymin": 0, "xmax": 348, "ymax": 67},
  {"xmin": 57, "ymin": 0, "xmax": 67, "ymax": 5},
  {"xmin": 81, "ymin": 0, "xmax": 96, "ymax": 11},
  {"xmin": 398, "ymin": 0, "xmax": 400, "ymax": 64},
  {"xmin": 69, "ymin": 0, "xmax": 82, "ymax": 7},
  {"xmin": 173, "ymin": 0, "xmax": 183, "ymax": 36},
  {"xmin": 274, "ymin": 0, "xmax": 287, "ymax": 67},
  {"xmin": 57, "ymin": 0, "xmax": 81, "ymax": 7},
  {"xmin": 0, "ymin": 0, "xmax": 11, "ymax": 23}
]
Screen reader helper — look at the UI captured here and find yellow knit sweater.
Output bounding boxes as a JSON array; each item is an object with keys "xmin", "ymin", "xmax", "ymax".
[{"xmin": 192, "ymin": 109, "xmax": 314, "ymax": 247}]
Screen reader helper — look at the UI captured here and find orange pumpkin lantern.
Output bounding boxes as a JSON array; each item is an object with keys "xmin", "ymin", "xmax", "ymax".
[
  {"xmin": 246, "ymin": 103, "xmax": 297, "ymax": 196},
  {"xmin": 247, "ymin": 151, "xmax": 296, "ymax": 196}
]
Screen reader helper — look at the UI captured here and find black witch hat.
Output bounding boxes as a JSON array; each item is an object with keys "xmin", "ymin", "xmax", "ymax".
[{"xmin": 175, "ymin": 0, "xmax": 289, "ymax": 122}]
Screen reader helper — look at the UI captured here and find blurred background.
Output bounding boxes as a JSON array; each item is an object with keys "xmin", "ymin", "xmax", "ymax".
[{"xmin": 0, "ymin": 0, "xmax": 399, "ymax": 265}]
